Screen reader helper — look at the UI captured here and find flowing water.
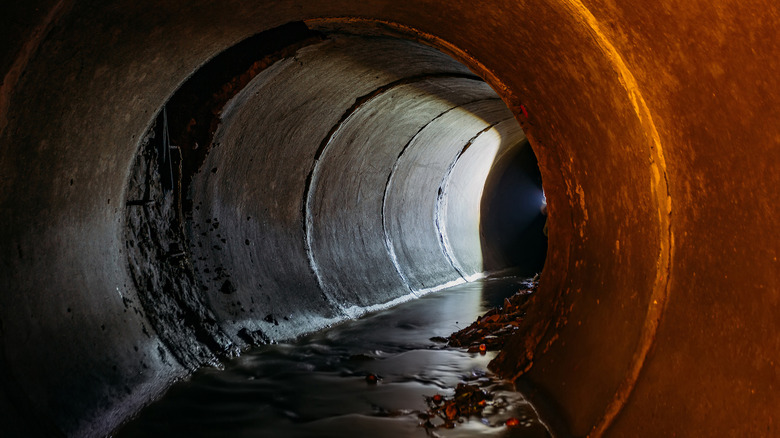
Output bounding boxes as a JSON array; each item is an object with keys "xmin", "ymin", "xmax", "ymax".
[{"xmin": 118, "ymin": 276, "xmax": 551, "ymax": 437}]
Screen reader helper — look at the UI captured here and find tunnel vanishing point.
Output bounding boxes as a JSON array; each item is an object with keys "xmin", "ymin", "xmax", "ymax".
[{"xmin": 1, "ymin": 1, "xmax": 779, "ymax": 437}]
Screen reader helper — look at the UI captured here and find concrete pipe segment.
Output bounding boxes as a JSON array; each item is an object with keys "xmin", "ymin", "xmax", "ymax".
[{"xmin": 0, "ymin": 1, "xmax": 777, "ymax": 437}]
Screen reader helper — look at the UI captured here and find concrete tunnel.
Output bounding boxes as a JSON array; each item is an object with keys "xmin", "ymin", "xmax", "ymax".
[{"xmin": 0, "ymin": 1, "xmax": 778, "ymax": 437}]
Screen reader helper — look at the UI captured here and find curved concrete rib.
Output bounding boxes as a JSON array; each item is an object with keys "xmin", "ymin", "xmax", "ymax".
[
  {"xmin": 383, "ymin": 99, "xmax": 511, "ymax": 291},
  {"xmin": 439, "ymin": 117, "xmax": 528, "ymax": 278},
  {"xmin": 307, "ymin": 77, "xmax": 497, "ymax": 309},
  {"xmin": 1, "ymin": 2, "xmax": 778, "ymax": 437},
  {"xmin": 187, "ymin": 36, "xmax": 488, "ymax": 342}
]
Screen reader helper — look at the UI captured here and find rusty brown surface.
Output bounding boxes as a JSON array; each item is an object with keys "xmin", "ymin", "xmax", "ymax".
[{"xmin": 0, "ymin": 0, "xmax": 777, "ymax": 436}]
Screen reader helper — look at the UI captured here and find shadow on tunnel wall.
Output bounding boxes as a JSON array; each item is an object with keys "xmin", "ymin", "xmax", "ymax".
[
  {"xmin": 480, "ymin": 139, "xmax": 547, "ymax": 276},
  {"xmin": 124, "ymin": 20, "xmax": 523, "ymax": 365}
]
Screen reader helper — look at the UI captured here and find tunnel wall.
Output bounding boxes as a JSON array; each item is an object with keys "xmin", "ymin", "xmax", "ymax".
[
  {"xmin": 443, "ymin": 118, "xmax": 528, "ymax": 277},
  {"xmin": 308, "ymin": 78, "xmax": 501, "ymax": 297},
  {"xmin": 187, "ymin": 35, "xmax": 522, "ymax": 342},
  {"xmin": 383, "ymin": 98, "xmax": 514, "ymax": 289},
  {"xmin": 1, "ymin": 1, "xmax": 778, "ymax": 437}
]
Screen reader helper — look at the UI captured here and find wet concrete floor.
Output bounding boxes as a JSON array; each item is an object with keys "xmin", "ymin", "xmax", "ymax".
[{"xmin": 117, "ymin": 276, "xmax": 550, "ymax": 437}]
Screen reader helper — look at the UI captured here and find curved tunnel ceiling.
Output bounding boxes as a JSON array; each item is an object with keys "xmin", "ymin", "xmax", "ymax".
[
  {"xmin": 179, "ymin": 34, "xmax": 538, "ymax": 343},
  {"xmin": 116, "ymin": 27, "xmax": 550, "ymax": 426},
  {"xmin": 0, "ymin": 2, "xmax": 778, "ymax": 438}
]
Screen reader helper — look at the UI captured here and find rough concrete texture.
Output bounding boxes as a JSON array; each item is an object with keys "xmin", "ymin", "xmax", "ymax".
[
  {"xmin": 384, "ymin": 98, "xmax": 515, "ymax": 289},
  {"xmin": 441, "ymin": 118, "xmax": 528, "ymax": 277},
  {"xmin": 187, "ymin": 36, "xmax": 507, "ymax": 343},
  {"xmin": 308, "ymin": 77, "xmax": 505, "ymax": 303},
  {"xmin": 0, "ymin": 1, "xmax": 778, "ymax": 437},
  {"xmin": 124, "ymin": 121, "xmax": 237, "ymax": 370}
]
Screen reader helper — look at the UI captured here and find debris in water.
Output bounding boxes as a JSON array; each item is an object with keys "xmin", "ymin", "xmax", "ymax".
[
  {"xmin": 448, "ymin": 280, "xmax": 537, "ymax": 353},
  {"xmin": 365, "ymin": 373, "xmax": 380, "ymax": 385},
  {"xmin": 505, "ymin": 417, "xmax": 521, "ymax": 427},
  {"xmin": 419, "ymin": 381, "xmax": 510, "ymax": 433}
]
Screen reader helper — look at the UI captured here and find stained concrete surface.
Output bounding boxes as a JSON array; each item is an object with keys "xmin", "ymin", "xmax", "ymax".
[
  {"xmin": 0, "ymin": 1, "xmax": 778, "ymax": 437},
  {"xmin": 186, "ymin": 36, "xmax": 516, "ymax": 343}
]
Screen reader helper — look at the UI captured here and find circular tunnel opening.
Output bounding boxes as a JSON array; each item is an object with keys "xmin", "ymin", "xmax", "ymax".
[
  {"xmin": 481, "ymin": 139, "xmax": 547, "ymax": 276},
  {"xmin": 123, "ymin": 22, "xmax": 548, "ymax": 366},
  {"xmin": 1, "ymin": 2, "xmax": 699, "ymax": 435}
]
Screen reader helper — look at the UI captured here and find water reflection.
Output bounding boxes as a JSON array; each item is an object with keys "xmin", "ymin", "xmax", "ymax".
[{"xmin": 118, "ymin": 277, "xmax": 550, "ymax": 438}]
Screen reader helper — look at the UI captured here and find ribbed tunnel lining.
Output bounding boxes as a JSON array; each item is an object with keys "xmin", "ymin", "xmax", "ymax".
[
  {"xmin": 178, "ymin": 34, "xmax": 544, "ymax": 343},
  {"xmin": 11, "ymin": 1, "xmax": 772, "ymax": 434}
]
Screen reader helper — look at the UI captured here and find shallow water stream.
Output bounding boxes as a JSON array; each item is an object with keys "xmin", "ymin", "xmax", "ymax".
[{"xmin": 118, "ymin": 276, "xmax": 550, "ymax": 437}]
